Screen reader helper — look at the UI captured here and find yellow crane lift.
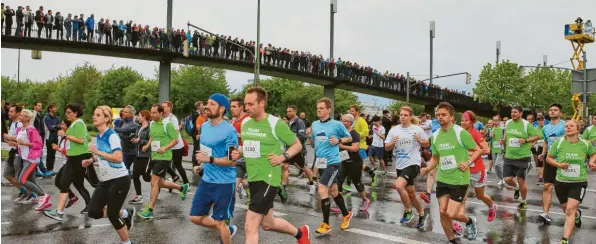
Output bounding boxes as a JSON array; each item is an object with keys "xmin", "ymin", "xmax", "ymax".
[{"xmin": 565, "ymin": 17, "xmax": 594, "ymax": 120}]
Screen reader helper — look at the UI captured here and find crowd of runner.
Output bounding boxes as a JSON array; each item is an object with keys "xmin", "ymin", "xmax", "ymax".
[{"xmin": 2, "ymin": 88, "xmax": 595, "ymax": 244}]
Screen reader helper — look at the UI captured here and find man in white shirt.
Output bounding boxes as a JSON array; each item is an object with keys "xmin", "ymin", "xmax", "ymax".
[
  {"xmin": 162, "ymin": 101, "xmax": 188, "ymax": 186},
  {"xmin": 368, "ymin": 116, "xmax": 386, "ymax": 175}
]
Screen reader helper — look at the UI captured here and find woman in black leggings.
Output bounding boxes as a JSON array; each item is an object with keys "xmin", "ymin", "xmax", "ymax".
[
  {"xmin": 337, "ymin": 113, "xmax": 371, "ymax": 211},
  {"xmin": 43, "ymin": 103, "xmax": 92, "ymax": 221},
  {"xmin": 84, "ymin": 105, "xmax": 135, "ymax": 244},
  {"xmin": 129, "ymin": 110, "xmax": 152, "ymax": 204}
]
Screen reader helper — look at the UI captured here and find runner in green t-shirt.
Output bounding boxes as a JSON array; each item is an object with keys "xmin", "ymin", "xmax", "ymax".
[
  {"xmin": 532, "ymin": 113, "xmax": 546, "ymax": 184},
  {"xmin": 230, "ymin": 87, "xmax": 310, "ymax": 244},
  {"xmin": 489, "ymin": 115, "xmax": 504, "ymax": 184},
  {"xmin": 582, "ymin": 115, "xmax": 596, "ymax": 146},
  {"xmin": 137, "ymin": 104, "xmax": 189, "ymax": 219},
  {"xmin": 502, "ymin": 106, "xmax": 539, "ymax": 210},
  {"xmin": 421, "ymin": 102, "xmax": 481, "ymax": 242},
  {"xmin": 546, "ymin": 120, "xmax": 596, "ymax": 244}
]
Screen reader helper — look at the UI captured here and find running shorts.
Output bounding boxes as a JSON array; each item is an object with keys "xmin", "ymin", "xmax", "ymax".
[
  {"xmin": 554, "ymin": 181, "xmax": 587, "ymax": 204},
  {"xmin": 503, "ymin": 158, "xmax": 529, "ymax": 179},
  {"xmin": 151, "ymin": 160, "xmax": 170, "ymax": 178},
  {"xmin": 396, "ymin": 165, "xmax": 420, "ymax": 186},
  {"xmin": 543, "ymin": 162, "xmax": 557, "ymax": 184},
  {"xmin": 470, "ymin": 170, "xmax": 487, "ymax": 188},
  {"xmin": 436, "ymin": 182, "xmax": 468, "ymax": 203},
  {"xmin": 319, "ymin": 165, "xmax": 341, "ymax": 187},
  {"xmin": 248, "ymin": 181, "xmax": 279, "ymax": 215},
  {"xmin": 190, "ymin": 180, "xmax": 236, "ymax": 220}
]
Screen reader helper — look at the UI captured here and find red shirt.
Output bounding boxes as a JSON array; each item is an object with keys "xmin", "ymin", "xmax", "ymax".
[
  {"xmin": 233, "ymin": 114, "xmax": 250, "ymax": 146},
  {"xmin": 466, "ymin": 127, "xmax": 485, "ymax": 173}
]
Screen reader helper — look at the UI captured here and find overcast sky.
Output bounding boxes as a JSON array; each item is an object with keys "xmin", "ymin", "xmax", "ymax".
[{"xmin": 2, "ymin": 0, "xmax": 595, "ymax": 106}]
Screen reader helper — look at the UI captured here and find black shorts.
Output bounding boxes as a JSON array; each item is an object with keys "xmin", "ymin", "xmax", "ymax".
[
  {"xmin": 555, "ymin": 181, "xmax": 587, "ymax": 204},
  {"xmin": 396, "ymin": 165, "xmax": 420, "ymax": 186},
  {"xmin": 503, "ymin": 158, "xmax": 529, "ymax": 179},
  {"xmin": 319, "ymin": 165, "xmax": 341, "ymax": 187},
  {"xmin": 284, "ymin": 153, "xmax": 306, "ymax": 168},
  {"xmin": 487, "ymin": 152, "xmax": 493, "ymax": 160},
  {"xmin": 436, "ymin": 182, "xmax": 468, "ymax": 203},
  {"xmin": 248, "ymin": 181, "xmax": 279, "ymax": 215},
  {"xmin": 236, "ymin": 159, "xmax": 247, "ymax": 179},
  {"xmin": 151, "ymin": 160, "xmax": 170, "ymax": 178},
  {"xmin": 535, "ymin": 157, "xmax": 545, "ymax": 167},
  {"xmin": 531, "ymin": 147, "xmax": 544, "ymax": 155},
  {"xmin": 543, "ymin": 163, "xmax": 557, "ymax": 183}
]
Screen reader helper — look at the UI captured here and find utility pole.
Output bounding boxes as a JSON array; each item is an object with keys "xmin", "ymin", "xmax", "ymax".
[
  {"xmin": 496, "ymin": 41, "xmax": 501, "ymax": 65},
  {"xmin": 406, "ymin": 72, "xmax": 410, "ymax": 103},
  {"xmin": 583, "ymin": 51, "xmax": 588, "ymax": 118},
  {"xmin": 429, "ymin": 21, "xmax": 435, "ymax": 85},
  {"xmin": 255, "ymin": 0, "xmax": 261, "ymax": 86},
  {"xmin": 543, "ymin": 54, "xmax": 548, "ymax": 66}
]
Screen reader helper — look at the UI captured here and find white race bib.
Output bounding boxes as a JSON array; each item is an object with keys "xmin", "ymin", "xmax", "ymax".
[
  {"xmin": 66, "ymin": 140, "xmax": 71, "ymax": 150},
  {"xmin": 440, "ymin": 155, "xmax": 457, "ymax": 170},
  {"xmin": 242, "ymin": 140, "xmax": 261, "ymax": 158},
  {"xmin": 561, "ymin": 164, "xmax": 580, "ymax": 178},
  {"xmin": 339, "ymin": 150, "xmax": 350, "ymax": 161},
  {"xmin": 151, "ymin": 141, "xmax": 160, "ymax": 152},
  {"xmin": 508, "ymin": 138, "xmax": 521, "ymax": 148},
  {"xmin": 315, "ymin": 157, "xmax": 328, "ymax": 169},
  {"xmin": 398, "ymin": 137, "xmax": 414, "ymax": 149},
  {"xmin": 492, "ymin": 141, "xmax": 501, "ymax": 149},
  {"xmin": 199, "ymin": 144, "xmax": 213, "ymax": 157}
]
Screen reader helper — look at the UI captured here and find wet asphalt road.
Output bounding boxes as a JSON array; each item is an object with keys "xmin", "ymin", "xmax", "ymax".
[{"xmin": 2, "ymin": 144, "xmax": 596, "ymax": 244}]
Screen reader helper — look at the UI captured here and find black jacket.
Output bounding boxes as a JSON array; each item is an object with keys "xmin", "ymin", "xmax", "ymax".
[
  {"xmin": 33, "ymin": 112, "xmax": 45, "ymax": 139},
  {"xmin": 289, "ymin": 117, "xmax": 307, "ymax": 155},
  {"xmin": 134, "ymin": 126, "xmax": 151, "ymax": 158},
  {"xmin": 16, "ymin": 9, "xmax": 24, "ymax": 24},
  {"xmin": 114, "ymin": 119, "xmax": 140, "ymax": 155}
]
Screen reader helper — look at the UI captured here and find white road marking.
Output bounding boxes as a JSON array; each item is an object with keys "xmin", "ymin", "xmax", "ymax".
[
  {"xmin": 467, "ymin": 201, "xmax": 596, "ymax": 220},
  {"xmin": 1, "ymin": 222, "xmax": 11, "ymax": 225},
  {"xmin": 586, "ymin": 189, "xmax": 596, "ymax": 193},
  {"xmin": 234, "ymin": 204, "xmax": 287, "ymax": 216},
  {"xmin": 346, "ymin": 228, "xmax": 431, "ymax": 244}
]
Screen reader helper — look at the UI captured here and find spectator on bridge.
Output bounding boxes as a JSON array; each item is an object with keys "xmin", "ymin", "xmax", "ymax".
[
  {"xmin": 44, "ymin": 10, "xmax": 53, "ymax": 39},
  {"xmin": 64, "ymin": 14, "xmax": 72, "ymax": 41},
  {"xmin": 118, "ymin": 20, "xmax": 126, "ymax": 45},
  {"xmin": 102, "ymin": 19, "xmax": 111, "ymax": 44},
  {"xmin": 84, "ymin": 14, "xmax": 94, "ymax": 43},
  {"xmin": 1, "ymin": 3, "xmax": 4, "ymax": 35},
  {"xmin": 23, "ymin": 6, "xmax": 33, "ymax": 37},
  {"xmin": 34, "ymin": 6, "xmax": 44, "ymax": 38},
  {"xmin": 111, "ymin": 20, "xmax": 118, "ymax": 45},
  {"xmin": 4, "ymin": 5, "xmax": 14, "ymax": 36},
  {"xmin": 77, "ymin": 14, "xmax": 84, "ymax": 41},
  {"xmin": 54, "ymin": 12, "xmax": 63, "ymax": 40},
  {"xmin": 131, "ymin": 24, "xmax": 139, "ymax": 47},
  {"xmin": 96, "ymin": 18, "xmax": 104, "ymax": 43},
  {"xmin": 125, "ymin": 20, "xmax": 132, "ymax": 47},
  {"xmin": 15, "ymin": 6, "xmax": 23, "ymax": 36},
  {"xmin": 72, "ymin": 15, "xmax": 78, "ymax": 41}
]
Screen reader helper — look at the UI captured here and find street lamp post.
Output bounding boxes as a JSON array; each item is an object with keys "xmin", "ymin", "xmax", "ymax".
[
  {"xmin": 583, "ymin": 51, "xmax": 588, "ymax": 117},
  {"xmin": 255, "ymin": 0, "xmax": 261, "ymax": 86},
  {"xmin": 406, "ymin": 72, "xmax": 410, "ymax": 103},
  {"xmin": 429, "ymin": 21, "xmax": 435, "ymax": 85},
  {"xmin": 496, "ymin": 41, "xmax": 501, "ymax": 65},
  {"xmin": 330, "ymin": 0, "xmax": 337, "ymax": 66},
  {"xmin": 543, "ymin": 55, "xmax": 548, "ymax": 66},
  {"xmin": 17, "ymin": 49, "xmax": 21, "ymax": 83}
]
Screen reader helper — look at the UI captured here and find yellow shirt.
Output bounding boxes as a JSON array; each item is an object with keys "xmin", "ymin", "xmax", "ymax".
[{"xmin": 354, "ymin": 117, "xmax": 369, "ymax": 149}]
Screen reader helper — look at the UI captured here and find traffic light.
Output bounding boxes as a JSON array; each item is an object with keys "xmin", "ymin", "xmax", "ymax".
[
  {"xmin": 465, "ymin": 73, "xmax": 471, "ymax": 84},
  {"xmin": 182, "ymin": 40, "xmax": 189, "ymax": 57}
]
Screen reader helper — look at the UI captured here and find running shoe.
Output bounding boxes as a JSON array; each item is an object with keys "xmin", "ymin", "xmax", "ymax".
[
  {"xmin": 172, "ymin": 175, "xmax": 180, "ymax": 183},
  {"xmin": 382, "ymin": 171, "xmax": 388, "ymax": 176},
  {"xmin": 514, "ymin": 189, "xmax": 520, "ymax": 200},
  {"xmin": 561, "ymin": 239, "xmax": 568, "ymax": 244},
  {"xmin": 488, "ymin": 203, "xmax": 498, "ymax": 222},
  {"xmin": 371, "ymin": 173, "xmax": 378, "ymax": 187},
  {"xmin": 400, "ymin": 210, "xmax": 413, "ymax": 223},
  {"xmin": 309, "ymin": 184, "xmax": 317, "ymax": 196},
  {"xmin": 129, "ymin": 196, "xmax": 144, "ymax": 205},
  {"xmin": 575, "ymin": 209, "xmax": 582, "ymax": 228},
  {"xmin": 340, "ymin": 211, "xmax": 353, "ymax": 229},
  {"xmin": 517, "ymin": 201, "xmax": 527, "ymax": 210},
  {"xmin": 278, "ymin": 185, "xmax": 288, "ymax": 204},
  {"xmin": 35, "ymin": 195, "xmax": 52, "ymax": 211},
  {"xmin": 315, "ymin": 223, "xmax": 331, "ymax": 234},
  {"xmin": 80, "ymin": 205, "xmax": 89, "ymax": 214},
  {"xmin": 66, "ymin": 196, "xmax": 79, "ymax": 208},
  {"xmin": 497, "ymin": 180, "xmax": 504, "ymax": 185},
  {"xmin": 13, "ymin": 193, "xmax": 27, "ymax": 203},
  {"xmin": 359, "ymin": 199, "xmax": 371, "ymax": 211},
  {"xmin": 44, "ymin": 170, "xmax": 57, "ymax": 177},
  {"xmin": 487, "ymin": 170, "xmax": 492, "ymax": 174},
  {"xmin": 124, "ymin": 207, "xmax": 136, "ymax": 231},
  {"xmin": 416, "ymin": 214, "xmax": 428, "ymax": 229},
  {"xmin": 21, "ymin": 194, "xmax": 39, "ymax": 204},
  {"xmin": 137, "ymin": 206, "xmax": 154, "ymax": 219},
  {"xmin": 180, "ymin": 183, "xmax": 189, "ymax": 201},
  {"xmin": 537, "ymin": 178, "xmax": 543, "ymax": 185},
  {"xmin": 44, "ymin": 209, "xmax": 64, "ymax": 221},
  {"xmin": 35, "ymin": 170, "xmax": 45, "ymax": 178},
  {"xmin": 343, "ymin": 184, "xmax": 352, "ymax": 192},
  {"xmin": 237, "ymin": 186, "xmax": 245, "ymax": 199},
  {"xmin": 466, "ymin": 216, "xmax": 478, "ymax": 240},
  {"xmin": 452, "ymin": 222, "xmax": 463, "ymax": 237},
  {"xmin": 330, "ymin": 207, "xmax": 341, "ymax": 213},
  {"xmin": 297, "ymin": 225, "xmax": 310, "ymax": 244},
  {"xmin": 420, "ymin": 192, "xmax": 431, "ymax": 204},
  {"xmin": 539, "ymin": 212, "xmax": 552, "ymax": 225}
]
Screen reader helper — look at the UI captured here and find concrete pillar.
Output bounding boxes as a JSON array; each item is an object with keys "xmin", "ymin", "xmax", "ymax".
[
  {"xmin": 324, "ymin": 85, "xmax": 335, "ymax": 118},
  {"xmin": 159, "ymin": 61, "xmax": 171, "ymax": 103}
]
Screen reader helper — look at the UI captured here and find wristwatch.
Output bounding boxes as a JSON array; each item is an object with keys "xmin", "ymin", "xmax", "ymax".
[
  {"xmin": 209, "ymin": 156, "xmax": 214, "ymax": 164},
  {"xmin": 283, "ymin": 152, "xmax": 290, "ymax": 161}
]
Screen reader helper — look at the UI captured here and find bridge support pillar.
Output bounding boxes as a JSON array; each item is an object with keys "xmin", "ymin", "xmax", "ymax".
[
  {"xmin": 159, "ymin": 61, "xmax": 171, "ymax": 103},
  {"xmin": 324, "ymin": 85, "xmax": 335, "ymax": 119}
]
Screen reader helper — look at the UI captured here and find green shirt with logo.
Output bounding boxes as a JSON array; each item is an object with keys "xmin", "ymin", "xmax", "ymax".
[
  {"xmin": 149, "ymin": 119, "xmax": 178, "ymax": 161},
  {"xmin": 504, "ymin": 119, "xmax": 538, "ymax": 160},
  {"xmin": 491, "ymin": 127, "xmax": 503, "ymax": 154},
  {"xmin": 431, "ymin": 124, "xmax": 477, "ymax": 186},
  {"xmin": 66, "ymin": 119, "xmax": 89, "ymax": 156},
  {"xmin": 583, "ymin": 125, "xmax": 596, "ymax": 146},
  {"xmin": 548, "ymin": 138, "xmax": 595, "ymax": 182},
  {"xmin": 241, "ymin": 114, "xmax": 296, "ymax": 187}
]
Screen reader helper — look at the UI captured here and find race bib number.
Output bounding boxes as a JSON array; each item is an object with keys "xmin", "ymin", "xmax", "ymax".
[
  {"xmin": 242, "ymin": 140, "xmax": 261, "ymax": 158},
  {"xmin": 508, "ymin": 138, "xmax": 521, "ymax": 148},
  {"xmin": 562, "ymin": 164, "xmax": 580, "ymax": 178},
  {"xmin": 339, "ymin": 150, "xmax": 350, "ymax": 161},
  {"xmin": 66, "ymin": 140, "xmax": 71, "ymax": 150},
  {"xmin": 315, "ymin": 157, "xmax": 328, "ymax": 169},
  {"xmin": 151, "ymin": 141, "xmax": 160, "ymax": 152},
  {"xmin": 398, "ymin": 137, "xmax": 414, "ymax": 149},
  {"xmin": 199, "ymin": 144, "xmax": 212, "ymax": 157},
  {"xmin": 440, "ymin": 155, "xmax": 457, "ymax": 170},
  {"xmin": 537, "ymin": 140, "xmax": 544, "ymax": 147},
  {"xmin": 492, "ymin": 141, "xmax": 501, "ymax": 149}
]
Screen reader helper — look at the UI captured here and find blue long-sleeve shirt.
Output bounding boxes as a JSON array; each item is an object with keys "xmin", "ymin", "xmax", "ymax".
[
  {"xmin": 44, "ymin": 113, "xmax": 61, "ymax": 141},
  {"xmin": 85, "ymin": 17, "xmax": 94, "ymax": 30}
]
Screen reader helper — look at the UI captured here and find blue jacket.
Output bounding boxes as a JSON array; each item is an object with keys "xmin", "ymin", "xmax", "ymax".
[
  {"xmin": 85, "ymin": 17, "xmax": 94, "ymax": 29},
  {"xmin": 73, "ymin": 19, "xmax": 79, "ymax": 30},
  {"xmin": 44, "ymin": 113, "xmax": 61, "ymax": 141}
]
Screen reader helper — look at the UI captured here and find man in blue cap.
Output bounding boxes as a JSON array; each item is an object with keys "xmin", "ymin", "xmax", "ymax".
[{"xmin": 189, "ymin": 93, "xmax": 239, "ymax": 244}]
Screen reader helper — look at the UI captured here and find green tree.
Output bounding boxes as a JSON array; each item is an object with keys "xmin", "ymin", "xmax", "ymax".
[
  {"xmin": 89, "ymin": 66, "xmax": 142, "ymax": 109},
  {"xmin": 473, "ymin": 60, "xmax": 525, "ymax": 110},
  {"xmin": 387, "ymin": 101, "xmax": 424, "ymax": 115},
  {"xmin": 170, "ymin": 66, "xmax": 230, "ymax": 115},
  {"xmin": 123, "ymin": 79, "xmax": 160, "ymax": 111},
  {"xmin": 521, "ymin": 67, "xmax": 572, "ymax": 114}
]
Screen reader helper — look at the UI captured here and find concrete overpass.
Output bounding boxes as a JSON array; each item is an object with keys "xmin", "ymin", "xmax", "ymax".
[{"xmin": 1, "ymin": 35, "xmax": 495, "ymax": 116}]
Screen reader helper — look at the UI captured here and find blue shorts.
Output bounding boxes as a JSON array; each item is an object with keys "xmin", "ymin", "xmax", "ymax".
[
  {"xmin": 359, "ymin": 149, "xmax": 368, "ymax": 159},
  {"xmin": 190, "ymin": 180, "xmax": 236, "ymax": 221},
  {"xmin": 368, "ymin": 146, "xmax": 384, "ymax": 158}
]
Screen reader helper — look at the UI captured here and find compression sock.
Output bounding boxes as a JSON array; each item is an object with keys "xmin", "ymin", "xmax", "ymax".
[
  {"xmin": 295, "ymin": 229, "xmax": 302, "ymax": 239},
  {"xmin": 321, "ymin": 198, "xmax": 331, "ymax": 224},
  {"xmin": 333, "ymin": 195, "xmax": 349, "ymax": 216}
]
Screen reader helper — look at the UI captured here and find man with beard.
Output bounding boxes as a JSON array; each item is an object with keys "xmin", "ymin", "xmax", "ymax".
[
  {"xmin": 230, "ymin": 97, "xmax": 250, "ymax": 202},
  {"xmin": 189, "ymin": 93, "xmax": 239, "ymax": 244},
  {"xmin": 538, "ymin": 104, "xmax": 565, "ymax": 224}
]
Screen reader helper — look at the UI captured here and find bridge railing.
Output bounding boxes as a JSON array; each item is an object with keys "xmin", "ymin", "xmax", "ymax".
[{"xmin": 3, "ymin": 25, "xmax": 488, "ymax": 110}]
